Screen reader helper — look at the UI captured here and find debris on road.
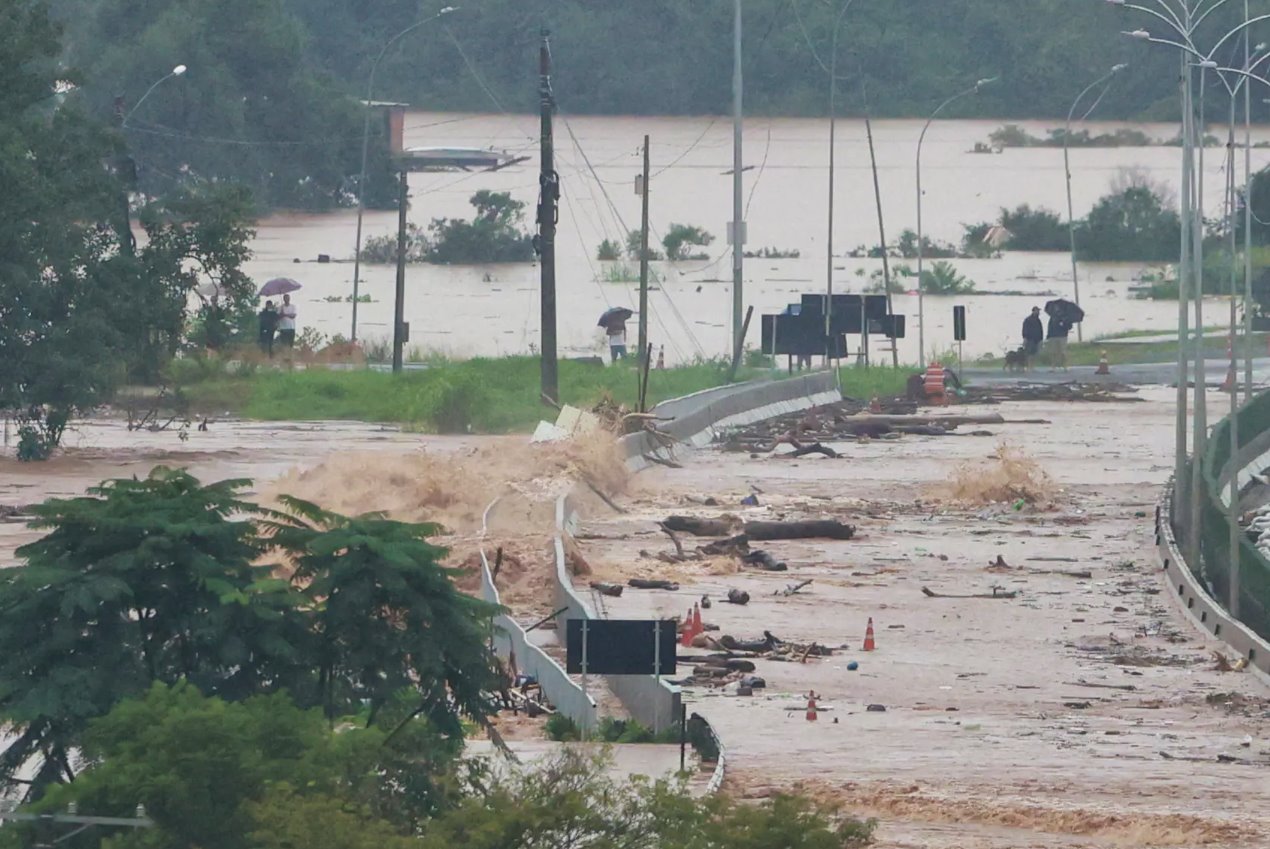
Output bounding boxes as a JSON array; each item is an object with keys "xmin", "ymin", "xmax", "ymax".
[
  {"xmin": 662, "ymin": 515, "xmax": 856, "ymax": 541},
  {"xmin": 922, "ymin": 585, "xmax": 1019, "ymax": 599}
]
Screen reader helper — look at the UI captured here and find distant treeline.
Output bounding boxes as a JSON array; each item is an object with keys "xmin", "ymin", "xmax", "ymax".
[{"xmin": 44, "ymin": 0, "xmax": 1270, "ymax": 207}]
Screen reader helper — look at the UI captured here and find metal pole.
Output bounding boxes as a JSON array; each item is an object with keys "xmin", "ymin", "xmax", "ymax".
[
  {"xmin": 1228, "ymin": 93, "xmax": 1242, "ymax": 618},
  {"xmin": 1177, "ymin": 51, "xmax": 1193, "ymax": 532},
  {"xmin": 652, "ymin": 619, "xmax": 662, "ymax": 734},
  {"xmin": 1189, "ymin": 63, "xmax": 1209, "ymax": 571},
  {"xmin": 350, "ymin": 9, "xmax": 455, "ymax": 342},
  {"xmin": 580, "ymin": 619, "xmax": 589, "ymax": 743},
  {"xmin": 916, "ymin": 127, "xmax": 927, "ymax": 369},
  {"xmin": 863, "ymin": 113, "xmax": 897, "ymax": 367},
  {"xmin": 391, "ymin": 167, "xmax": 408, "ymax": 373},
  {"xmin": 638, "ymin": 136, "xmax": 651, "ymax": 365},
  {"xmin": 731, "ymin": 0, "xmax": 745, "ymax": 360},
  {"xmin": 537, "ymin": 29, "xmax": 560, "ymax": 404},
  {"xmin": 825, "ymin": 25, "xmax": 837, "ymax": 365},
  {"xmin": 1064, "ymin": 67, "xmax": 1125, "ymax": 343},
  {"xmin": 1244, "ymin": 0, "xmax": 1255, "ymax": 403}
]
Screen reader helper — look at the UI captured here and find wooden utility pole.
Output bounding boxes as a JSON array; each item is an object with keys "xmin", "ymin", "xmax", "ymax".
[
  {"xmin": 864, "ymin": 115, "xmax": 898, "ymax": 367},
  {"xmin": 392, "ymin": 167, "xmax": 408, "ymax": 373},
  {"xmin": 536, "ymin": 28, "xmax": 560, "ymax": 404},
  {"xmin": 638, "ymin": 135, "xmax": 651, "ymax": 364}
]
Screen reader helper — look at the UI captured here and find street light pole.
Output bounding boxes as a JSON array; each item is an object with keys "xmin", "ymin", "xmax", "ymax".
[
  {"xmin": 731, "ymin": 0, "xmax": 745, "ymax": 362},
  {"xmin": 824, "ymin": 0, "xmax": 852, "ymax": 364},
  {"xmin": 1064, "ymin": 64, "xmax": 1127, "ymax": 344},
  {"xmin": 916, "ymin": 78, "xmax": 996, "ymax": 368},
  {"xmin": 350, "ymin": 6, "xmax": 457, "ymax": 343},
  {"xmin": 121, "ymin": 64, "xmax": 187, "ymax": 127}
]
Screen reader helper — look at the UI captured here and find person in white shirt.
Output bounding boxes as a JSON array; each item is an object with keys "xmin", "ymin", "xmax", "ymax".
[
  {"xmin": 607, "ymin": 318, "xmax": 627, "ymax": 362},
  {"xmin": 278, "ymin": 293, "xmax": 298, "ymax": 348}
]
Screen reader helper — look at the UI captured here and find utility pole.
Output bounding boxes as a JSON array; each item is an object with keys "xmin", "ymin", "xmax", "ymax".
[
  {"xmin": 864, "ymin": 115, "xmax": 898, "ymax": 367},
  {"xmin": 112, "ymin": 97, "xmax": 137, "ymax": 256},
  {"xmin": 638, "ymin": 135, "xmax": 651, "ymax": 364},
  {"xmin": 391, "ymin": 166, "xmax": 408, "ymax": 373},
  {"xmin": 536, "ymin": 28, "xmax": 560, "ymax": 404},
  {"xmin": 825, "ymin": 32, "xmax": 837, "ymax": 365},
  {"xmin": 730, "ymin": 0, "xmax": 745, "ymax": 361}
]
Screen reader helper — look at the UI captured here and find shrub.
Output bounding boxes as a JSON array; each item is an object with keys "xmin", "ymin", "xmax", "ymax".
[
  {"xmin": 896, "ymin": 228, "xmax": 956, "ymax": 259},
  {"xmin": 661, "ymin": 223, "xmax": 715, "ymax": 261},
  {"xmin": 596, "ymin": 239, "xmax": 622, "ymax": 261},
  {"xmin": 921, "ymin": 261, "xmax": 976, "ymax": 295},
  {"xmin": 360, "ymin": 224, "xmax": 429, "ymax": 264},
  {"xmin": 1075, "ymin": 186, "xmax": 1181, "ymax": 262},
  {"xmin": 960, "ymin": 221, "xmax": 999, "ymax": 258},
  {"xmin": 999, "ymin": 204, "xmax": 1069, "ymax": 251},
  {"xmin": 624, "ymin": 229, "xmax": 663, "ymax": 261},
  {"xmin": 426, "ymin": 191, "xmax": 534, "ymax": 264},
  {"xmin": 415, "ymin": 371, "xmax": 491, "ymax": 433}
]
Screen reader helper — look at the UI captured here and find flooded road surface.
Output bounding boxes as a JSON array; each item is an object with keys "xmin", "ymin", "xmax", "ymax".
[
  {"xmin": 570, "ymin": 388, "xmax": 1270, "ymax": 847},
  {"xmin": 0, "ymin": 417, "xmax": 517, "ymax": 563},
  {"xmin": 246, "ymin": 114, "xmax": 1262, "ymax": 364}
]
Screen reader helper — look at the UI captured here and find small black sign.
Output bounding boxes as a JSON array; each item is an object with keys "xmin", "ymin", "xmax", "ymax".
[
  {"xmin": 565, "ymin": 619, "xmax": 677, "ymax": 676},
  {"xmin": 953, "ymin": 305, "xmax": 967, "ymax": 342}
]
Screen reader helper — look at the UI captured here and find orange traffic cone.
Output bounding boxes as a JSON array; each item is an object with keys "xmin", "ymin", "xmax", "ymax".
[
  {"xmin": 805, "ymin": 690, "xmax": 819, "ymax": 721},
  {"xmin": 869, "ymin": 395, "xmax": 881, "ymax": 413},
  {"xmin": 1095, "ymin": 350, "xmax": 1110, "ymax": 375},
  {"xmin": 681, "ymin": 608, "xmax": 693, "ymax": 647},
  {"xmin": 863, "ymin": 617, "xmax": 876, "ymax": 651},
  {"xmin": 691, "ymin": 603, "xmax": 703, "ymax": 637}
]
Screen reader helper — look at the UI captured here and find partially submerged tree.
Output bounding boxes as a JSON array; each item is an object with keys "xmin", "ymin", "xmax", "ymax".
[
  {"xmin": 661, "ymin": 223, "xmax": 714, "ymax": 261},
  {"xmin": 426, "ymin": 190, "xmax": 534, "ymax": 264}
]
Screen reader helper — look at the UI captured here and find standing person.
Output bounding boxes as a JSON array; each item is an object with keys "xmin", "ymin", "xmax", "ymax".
[
  {"xmin": 258, "ymin": 299, "xmax": 279, "ymax": 357},
  {"xmin": 1021, "ymin": 306, "xmax": 1044, "ymax": 372},
  {"xmin": 1046, "ymin": 311, "xmax": 1072, "ymax": 370},
  {"xmin": 278, "ymin": 293, "xmax": 298, "ymax": 350},
  {"xmin": 606, "ymin": 316, "xmax": 627, "ymax": 363}
]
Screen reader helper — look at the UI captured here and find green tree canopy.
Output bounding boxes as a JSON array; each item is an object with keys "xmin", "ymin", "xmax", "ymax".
[{"xmin": 1075, "ymin": 186, "xmax": 1181, "ymax": 262}]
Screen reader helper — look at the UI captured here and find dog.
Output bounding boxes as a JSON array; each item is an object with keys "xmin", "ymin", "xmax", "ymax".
[{"xmin": 1003, "ymin": 347, "xmax": 1027, "ymax": 372}]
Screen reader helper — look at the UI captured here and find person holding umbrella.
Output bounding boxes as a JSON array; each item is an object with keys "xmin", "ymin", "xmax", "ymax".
[
  {"xmin": 598, "ymin": 307, "xmax": 633, "ymax": 363},
  {"xmin": 260, "ymin": 278, "xmax": 302, "ymax": 351},
  {"xmin": 1044, "ymin": 299, "xmax": 1083, "ymax": 371},
  {"xmin": 278, "ymin": 293, "xmax": 298, "ymax": 350}
]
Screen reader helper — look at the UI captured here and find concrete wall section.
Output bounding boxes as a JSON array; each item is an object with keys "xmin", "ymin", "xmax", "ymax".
[
  {"xmin": 1157, "ymin": 484, "xmax": 1270, "ymax": 684},
  {"xmin": 479, "ymin": 548, "xmax": 599, "ymax": 730}
]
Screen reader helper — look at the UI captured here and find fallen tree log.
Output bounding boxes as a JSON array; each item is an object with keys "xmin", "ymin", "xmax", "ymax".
[
  {"xmin": 921, "ymin": 585, "xmax": 1017, "ymax": 599},
  {"xmin": 662, "ymin": 516, "xmax": 856, "ymax": 541},
  {"xmin": 843, "ymin": 413, "xmax": 1006, "ymax": 427},
  {"xmin": 628, "ymin": 578, "xmax": 680, "ymax": 591}
]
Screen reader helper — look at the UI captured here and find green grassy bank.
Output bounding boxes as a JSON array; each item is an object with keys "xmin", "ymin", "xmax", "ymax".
[{"xmin": 173, "ymin": 356, "xmax": 915, "ymax": 433}]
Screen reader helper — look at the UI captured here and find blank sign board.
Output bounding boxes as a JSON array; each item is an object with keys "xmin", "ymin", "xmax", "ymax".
[{"xmin": 565, "ymin": 619, "xmax": 678, "ymax": 676}]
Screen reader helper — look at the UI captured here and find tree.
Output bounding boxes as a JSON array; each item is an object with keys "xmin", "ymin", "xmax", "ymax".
[
  {"xmin": 662, "ymin": 223, "xmax": 714, "ymax": 261},
  {"xmin": 135, "ymin": 183, "xmax": 258, "ymax": 359},
  {"xmin": 266, "ymin": 498, "xmax": 504, "ymax": 733},
  {"xmin": 20, "ymin": 684, "xmax": 455, "ymax": 849},
  {"xmin": 417, "ymin": 749, "xmax": 877, "ymax": 849},
  {"xmin": 0, "ymin": 3, "xmax": 141, "ymax": 459},
  {"xmin": 998, "ymin": 204, "xmax": 1068, "ymax": 251},
  {"xmin": 1075, "ymin": 186, "xmax": 1181, "ymax": 262},
  {"xmin": 921, "ymin": 261, "xmax": 976, "ymax": 295},
  {"xmin": 426, "ymin": 190, "xmax": 534, "ymax": 264},
  {"xmin": 63, "ymin": 0, "xmax": 381, "ymax": 210},
  {"xmin": 625, "ymin": 229, "xmax": 663, "ymax": 261},
  {"xmin": 0, "ymin": 469, "xmax": 304, "ymax": 796}
]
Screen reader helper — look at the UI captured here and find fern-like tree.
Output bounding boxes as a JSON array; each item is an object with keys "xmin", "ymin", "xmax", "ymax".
[
  {"xmin": 0, "ymin": 468, "xmax": 305, "ymax": 797},
  {"xmin": 267, "ymin": 499, "xmax": 503, "ymax": 734}
]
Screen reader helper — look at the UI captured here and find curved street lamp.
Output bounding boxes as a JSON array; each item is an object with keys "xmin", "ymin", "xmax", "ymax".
[
  {"xmin": 350, "ymin": 6, "xmax": 458, "ymax": 342},
  {"xmin": 1063, "ymin": 63, "xmax": 1128, "ymax": 342},
  {"xmin": 122, "ymin": 64, "xmax": 187, "ymax": 127},
  {"xmin": 915, "ymin": 76, "xmax": 997, "ymax": 367}
]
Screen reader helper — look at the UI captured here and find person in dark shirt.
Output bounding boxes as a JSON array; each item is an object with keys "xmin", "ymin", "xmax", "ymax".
[
  {"xmin": 1046, "ymin": 313, "xmax": 1072, "ymax": 370},
  {"xmin": 258, "ymin": 300, "xmax": 279, "ymax": 357},
  {"xmin": 1022, "ymin": 306, "xmax": 1044, "ymax": 372}
]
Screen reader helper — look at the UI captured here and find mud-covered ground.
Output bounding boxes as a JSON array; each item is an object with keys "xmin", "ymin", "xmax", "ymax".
[{"xmin": 571, "ymin": 389, "xmax": 1270, "ymax": 848}]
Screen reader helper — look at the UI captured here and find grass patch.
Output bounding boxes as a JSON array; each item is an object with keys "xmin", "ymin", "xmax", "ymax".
[
  {"xmin": 837, "ymin": 366, "xmax": 914, "ymax": 399},
  {"xmin": 180, "ymin": 357, "xmax": 771, "ymax": 433}
]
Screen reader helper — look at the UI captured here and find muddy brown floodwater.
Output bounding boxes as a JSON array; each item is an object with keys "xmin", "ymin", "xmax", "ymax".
[{"xmin": 572, "ymin": 388, "xmax": 1270, "ymax": 848}]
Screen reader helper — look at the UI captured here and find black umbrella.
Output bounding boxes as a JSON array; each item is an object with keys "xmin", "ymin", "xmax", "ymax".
[
  {"xmin": 597, "ymin": 307, "xmax": 633, "ymax": 329},
  {"xmin": 1045, "ymin": 298, "xmax": 1085, "ymax": 324}
]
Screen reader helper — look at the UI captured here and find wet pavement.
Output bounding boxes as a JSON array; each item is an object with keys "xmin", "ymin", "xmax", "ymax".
[{"xmin": 571, "ymin": 388, "xmax": 1270, "ymax": 848}]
